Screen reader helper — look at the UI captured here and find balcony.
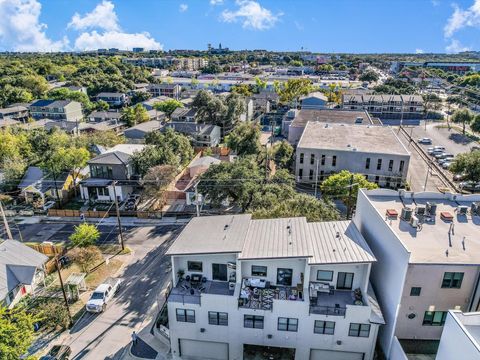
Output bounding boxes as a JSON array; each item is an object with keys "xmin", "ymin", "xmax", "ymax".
[
  {"xmin": 238, "ymin": 278, "xmax": 304, "ymax": 311},
  {"xmin": 168, "ymin": 278, "xmax": 234, "ymax": 305},
  {"xmin": 309, "ymin": 288, "xmax": 366, "ymax": 317}
]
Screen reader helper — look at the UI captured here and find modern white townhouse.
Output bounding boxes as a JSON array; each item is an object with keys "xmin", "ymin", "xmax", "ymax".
[
  {"xmin": 164, "ymin": 215, "xmax": 385, "ymax": 360},
  {"xmin": 353, "ymin": 189, "xmax": 480, "ymax": 359},
  {"xmin": 295, "ymin": 122, "xmax": 410, "ymax": 188}
]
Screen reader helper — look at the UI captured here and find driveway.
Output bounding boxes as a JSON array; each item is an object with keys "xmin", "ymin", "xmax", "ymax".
[{"xmin": 55, "ymin": 225, "xmax": 182, "ymax": 360}]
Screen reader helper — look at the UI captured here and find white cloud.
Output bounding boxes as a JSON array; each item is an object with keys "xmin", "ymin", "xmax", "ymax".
[
  {"xmin": 0, "ymin": 0, "xmax": 68, "ymax": 52},
  {"xmin": 294, "ymin": 21, "xmax": 304, "ymax": 31},
  {"xmin": 444, "ymin": 0, "xmax": 480, "ymax": 37},
  {"xmin": 415, "ymin": 48, "xmax": 424, "ymax": 54},
  {"xmin": 179, "ymin": 3, "xmax": 188, "ymax": 12},
  {"xmin": 69, "ymin": 1, "xmax": 162, "ymax": 51},
  {"xmin": 445, "ymin": 38, "xmax": 471, "ymax": 53},
  {"xmin": 74, "ymin": 30, "xmax": 162, "ymax": 51},
  {"xmin": 431, "ymin": 0, "xmax": 440, "ymax": 7},
  {"xmin": 210, "ymin": 0, "xmax": 224, "ymax": 4},
  {"xmin": 68, "ymin": 0, "xmax": 119, "ymax": 31},
  {"xmin": 221, "ymin": 0, "xmax": 282, "ymax": 30}
]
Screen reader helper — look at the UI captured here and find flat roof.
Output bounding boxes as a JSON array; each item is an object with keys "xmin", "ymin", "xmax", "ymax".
[
  {"xmin": 297, "ymin": 122, "xmax": 410, "ymax": 156},
  {"xmin": 365, "ymin": 190, "xmax": 480, "ymax": 264},
  {"xmin": 290, "ymin": 109, "xmax": 379, "ymax": 128},
  {"xmin": 167, "ymin": 215, "xmax": 375, "ymax": 264}
]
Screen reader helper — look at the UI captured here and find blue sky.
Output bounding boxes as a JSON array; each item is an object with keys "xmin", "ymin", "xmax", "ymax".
[{"xmin": 0, "ymin": 0, "xmax": 479, "ymax": 53}]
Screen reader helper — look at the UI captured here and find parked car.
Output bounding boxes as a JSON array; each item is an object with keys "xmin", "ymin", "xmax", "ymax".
[
  {"xmin": 40, "ymin": 345, "xmax": 71, "ymax": 360},
  {"xmin": 471, "ymin": 146, "xmax": 480, "ymax": 152},
  {"xmin": 453, "ymin": 174, "xmax": 466, "ymax": 182},
  {"xmin": 428, "ymin": 146, "xmax": 446, "ymax": 154},
  {"xmin": 85, "ymin": 278, "xmax": 121, "ymax": 313},
  {"xmin": 418, "ymin": 137, "xmax": 432, "ymax": 144},
  {"xmin": 459, "ymin": 181, "xmax": 480, "ymax": 192},
  {"xmin": 124, "ymin": 193, "xmax": 140, "ymax": 211},
  {"xmin": 442, "ymin": 162, "xmax": 452, "ymax": 169}
]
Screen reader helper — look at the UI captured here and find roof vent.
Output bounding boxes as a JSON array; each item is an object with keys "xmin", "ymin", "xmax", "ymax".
[
  {"xmin": 224, "ymin": 224, "xmax": 229, "ymax": 230},
  {"xmin": 336, "ymin": 232, "xmax": 340, "ymax": 238}
]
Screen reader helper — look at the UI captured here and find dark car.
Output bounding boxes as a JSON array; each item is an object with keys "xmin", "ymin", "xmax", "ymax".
[{"xmin": 40, "ymin": 345, "xmax": 71, "ymax": 360}]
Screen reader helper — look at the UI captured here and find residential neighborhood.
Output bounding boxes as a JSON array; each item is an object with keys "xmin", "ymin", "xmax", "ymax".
[{"xmin": 1, "ymin": 1, "xmax": 480, "ymax": 360}]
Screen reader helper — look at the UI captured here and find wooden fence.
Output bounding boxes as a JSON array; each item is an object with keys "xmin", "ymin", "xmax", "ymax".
[
  {"xmin": 48, "ymin": 209, "xmax": 109, "ymax": 218},
  {"xmin": 27, "ymin": 242, "xmax": 65, "ymax": 257}
]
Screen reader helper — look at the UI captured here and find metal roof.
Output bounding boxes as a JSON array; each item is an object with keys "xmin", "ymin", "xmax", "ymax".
[{"xmin": 0, "ymin": 240, "xmax": 48, "ymax": 300}]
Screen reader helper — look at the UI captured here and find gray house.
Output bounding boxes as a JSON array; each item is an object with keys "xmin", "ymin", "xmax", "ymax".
[
  {"xmin": 29, "ymin": 99, "xmax": 83, "ymax": 122},
  {"xmin": 165, "ymin": 122, "xmax": 221, "ymax": 147},
  {"xmin": 300, "ymin": 92, "xmax": 328, "ymax": 110},
  {"xmin": 0, "ymin": 240, "xmax": 47, "ymax": 308},
  {"xmin": 124, "ymin": 120, "xmax": 164, "ymax": 143},
  {"xmin": 80, "ymin": 144, "xmax": 145, "ymax": 202}
]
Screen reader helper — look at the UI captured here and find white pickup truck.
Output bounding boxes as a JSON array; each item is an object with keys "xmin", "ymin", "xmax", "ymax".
[{"xmin": 85, "ymin": 277, "xmax": 121, "ymax": 313}]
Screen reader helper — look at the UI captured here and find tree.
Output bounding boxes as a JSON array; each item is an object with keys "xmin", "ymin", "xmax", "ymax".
[
  {"xmin": 69, "ymin": 223, "xmax": 100, "ymax": 247},
  {"xmin": 47, "ymin": 87, "xmax": 92, "ymax": 111},
  {"xmin": 192, "ymin": 90, "xmax": 227, "ymax": 126},
  {"xmin": 254, "ymin": 77, "xmax": 268, "ymax": 93},
  {"xmin": 359, "ymin": 70, "xmax": 379, "ymax": 82},
  {"xmin": 142, "ymin": 165, "xmax": 178, "ymax": 209},
  {"xmin": 19, "ymin": 296, "xmax": 70, "ymax": 330},
  {"xmin": 1, "ymin": 155, "xmax": 27, "ymax": 191},
  {"xmin": 40, "ymin": 147, "xmax": 70, "ymax": 205},
  {"xmin": 0, "ymin": 306, "xmax": 37, "ymax": 360},
  {"xmin": 70, "ymin": 246, "xmax": 103, "ymax": 272},
  {"xmin": 451, "ymin": 108, "xmax": 474, "ymax": 135},
  {"xmin": 62, "ymin": 147, "xmax": 90, "ymax": 197},
  {"xmin": 471, "ymin": 114, "xmax": 480, "ymax": 134},
  {"xmin": 153, "ymin": 99, "xmax": 184, "ymax": 117},
  {"xmin": 226, "ymin": 122, "xmax": 261, "ymax": 156},
  {"xmin": 94, "ymin": 100, "xmax": 110, "ymax": 111},
  {"xmin": 321, "ymin": 170, "xmax": 378, "ymax": 215},
  {"xmin": 318, "ymin": 64, "xmax": 334, "ymax": 72},
  {"xmin": 231, "ymin": 84, "xmax": 253, "ymax": 97},
  {"xmin": 271, "ymin": 140, "xmax": 294, "ymax": 169},
  {"xmin": 450, "ymin": 151, "xmax": 480, "ymax": 182},
  {"xmin": 276, "ymin": 78, "xmax": 313, "ymax": 104},
  {"xmin": 130, "ymin": 91, "xmax": 151, "ymax": 105},
  {"xmin": 122, "ymin": 104, "xmax": 149, "ymax": 127},
  {"xmin": 223, "ymin": 94, "xmax": 247, "ymax": 134}
]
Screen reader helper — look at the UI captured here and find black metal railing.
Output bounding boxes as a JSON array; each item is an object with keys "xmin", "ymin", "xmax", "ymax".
[{"xmin": 309, "ymin": 305, "xmax": 346, "ymax": 317}]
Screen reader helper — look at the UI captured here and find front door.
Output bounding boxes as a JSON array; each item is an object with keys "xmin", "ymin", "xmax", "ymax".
[{"xmin": 212, "ymin": 264, "xmax": 228, "ymax": 281}]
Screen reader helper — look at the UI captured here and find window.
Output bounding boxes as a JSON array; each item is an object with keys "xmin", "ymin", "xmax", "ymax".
[
  {"xmin": 96, "ymin": 187, "xmax": 109, "ymax": 197},
  {"xmin": 349, "ymin": 323, "xmax": 371, "ymax": 337},
  {"xmin": 388, "ymin": 160, "xmax": 394, "ymax": 171},
  {"xmin": 332, "ymin": 156, "xmax": 337, "ymax": 167},
  {"xmin": 365, "ymin": 158, "xmax": 370, "ymax": 170},
  {"xmin": 91, "ymin": 165, "xmax": 113, "ymax": 179},
  {"xmin": 176, "ymin": 309, "xmax": 195, "ymax": 323},
  {"xmin": 252, "ymin": 265, "xmax": 267, "ymax": 277},
  {"xmin": 423, "ymin": 311, "xmax": 447, "ymax": 326},
  {"xmin": 298, "ymin": 169, "xmax": 303, "ymax": 179},
  {"xmin": 299, "ymin": 153, "xmax": 304, "ymax": 164},
  {"xmin": 399, "ymin": 160, "xmax": 405, "ymax": 172},
  {"xmin": 377, "ymin": 159, "xmax": 382, "ymax": 170},
  {"xmin": 337, "ymin": 272, "xmax": 354, "ymax": 290},
  {"xmin": 321, "ymin": 155, "xmax": 326, "ymax": 166},
  {"xmin": 309, "ymin": 169, "xmax": 314, "ymax": 181},
  {"xmin": 442, "ymin": 272, "xmax": 464, "ymax": 288},
  {"xmin": 317, "ymin": 270, "xmax": 333, "ymax": 282},
  {"xmin": 187, "ymin": 261, "xmax": 203, "ymax": 272},
  {"xmin": 314, "ymin": 320, "xmax": 335, "ymax": 335},
  {"xmin": 209, "ymin": 311, "xmax": 228, "ymax": 326},
  {"xmin": 278, "ymin": 317, "xmax": 298, "ymax": 332},
  {"xmin": 310, "ymin": 154, "xmax": 315, "ymax": 165},
  {"xmin": 277, "ymin": 268, "xmax": 293, "ymax": 286},
  {"xmin": 212, "ymin": 264, "xmax": 227, "ymax": 281},
  {"xmin": 244, "ymin": 315, "xmax": 264, "ymax": 329},
  {"xmin": 410, "ymin": 287, "xmax": 422, "ymax": 296}
]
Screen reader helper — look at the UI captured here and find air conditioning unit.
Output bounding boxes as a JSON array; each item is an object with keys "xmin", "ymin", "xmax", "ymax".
[
  {"xmin": 415, "ymin": 206, "xmax": 426, "ymax": 216},
  {"xmin": 458, "ymin": 206, "xmax": 468, "ymax": 216},
  {"xmin": 401, "ymin": 207, "xmax": 413, "ymax": 221},
  {"xmin": 410, "ymin": 215, "xmax": 419, "ymax": 228},
  {"xmin": 426, "ymin": 202, "xmax": 437, "ymax": 216}
]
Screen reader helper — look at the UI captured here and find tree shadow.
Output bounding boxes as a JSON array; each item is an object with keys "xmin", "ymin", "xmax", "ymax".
[{"xmin": 448, "ymin": 132, "xmax": 474, "ymax": 146}]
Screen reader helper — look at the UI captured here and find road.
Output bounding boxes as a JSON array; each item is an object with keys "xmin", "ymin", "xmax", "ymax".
[
  {"xmin": 410, "ymin": 122, "xmax": 477, "ymax": 156},
  {"xmin": 52, "ymin": 224, "xmax": 182, "ymax": 360}
]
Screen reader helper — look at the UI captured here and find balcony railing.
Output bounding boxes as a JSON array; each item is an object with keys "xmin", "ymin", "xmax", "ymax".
[{"xmin": 309, "ymin": 305, "xmax": 346, "ymax": 316}]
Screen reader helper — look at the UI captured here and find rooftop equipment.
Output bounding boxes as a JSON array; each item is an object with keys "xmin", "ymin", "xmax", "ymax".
[
  {"xmin": 415, "ymin": 206, "xmax": 426, "ymax": 216},
  {"xmin": 458, "ymin": 206, "xmax": 469, "ymax": 216},
  {"xmin": 401, "ymin": 207, "xmax": 413, "ymax": 221},
  {"xmin": 426, "ymin": 202, "xmax": 437, "ymax": 216}
]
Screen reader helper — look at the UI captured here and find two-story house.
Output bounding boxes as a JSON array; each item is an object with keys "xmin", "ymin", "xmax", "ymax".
[
  {"xmin": 0, "ymin": 105, "xmax": 29, "ymax": 122},
  {"xmin": 164, "ymin": 215, "xmax": 384, "ymax": 360},
  {"xmin": 165, "ymin": 122, "xmax": 221, "ymax": 147},
  {"xmin": 95, "ymin": 92, "xmax": 129, "ymax": 107},
  {"xmin": 29, "ymin": 99, "xmax": 83, "ymax": 122},
  {"xmin": 79, "ymin": 144, "xmax": 145, "ymax": 202},
  {"xmin": 148, "ymin": 84, "xmax": 181, "ymax": 99}
]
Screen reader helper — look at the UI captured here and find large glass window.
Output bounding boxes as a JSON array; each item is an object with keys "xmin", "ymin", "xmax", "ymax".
[
  {"xmin": 176, "ymin": 309, "xmax": 195, "ymax": 323},
  {"xmin": 423, "ymin": 311, "xmax": 447, "ymax": 326},
  {"xmin": 187, "ymin": 261, "xmax": 203, "ymax": 272},
  {"xmin": 244, "ymin": 315, "xmax": 264, "ymax": 329},
  {"xmin": 388, "ymin": 160, "xmax": 394, "ymax": 171},
  {"xmin": 317, "ymin": 270, "xmax": 333, "ymax": 282},
  {"xmin": 299, "ymin": 153, "xmax": 304, "ymax": 164},
  {"xmin": 251, "ymin": 265, "xmax": 267, "ymax": 277},
  {"xmin": 365, "ymin": 158, "xmax": 370, "ymax": 170},
  {"xmin": 321, "ymin": 155, "xmax": 325, "ymax": 166},
  {"xmin": 212, "ymin": 264, "xmax": 227, "ymax": 281},
  {"xmin": 278, "ymin": 317, "xmax": 298, "ymax": 332},
  {"xmin": 332, "ymin": 156, "xmax": 337, "ymax": 167},
  {"xmin": 310, "ymin": 154, "xmax": 315, "ymax": 165},
  {"xmin": 442, "ymin": 272, "xmax": 464, "ymax": 288},
  {"xmin": 348, "ymin": 323, "xmax": 370, "ymax": 337},
  {"xmin": 410, "ymin": 287, "xmax": 421, "ymax": 296},
  {"xmin": 277, "ymin": 268, "xmax": 293, "ymax": 286},
  {"xmin": 377, "ymin": 159, "xmax": 382, "ymax": 170},
  {"xmin": 208, "ymin": 311, "xmax": 228, "ymax": 326},
  {"xmin": 337, "ymin": 272, "xmax": 354, "ymax": 290},
  {"xmin": 314, "ymin": 320, "xmax": 335, "ymax": 335},
  {"xmin": 91, "ymin": 165, "xmax": 113, "ymax": 179}
]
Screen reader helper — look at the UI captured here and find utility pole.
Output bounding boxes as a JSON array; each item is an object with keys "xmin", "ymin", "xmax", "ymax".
[
  {"xmin": 111, "ymin": 181, "xmax": 125, "ymax": 251},
  {"xmin": 346, "ymin": 173, "xmax": 354, "ymax": 220},
  {"xmin": 424, "ymin": 160, "xmax": 431, "ymax": 191},
  {"xmin": 314, "ymin": 158, "xmax": 320, "ymax": 199},
  {"xmin": 194, "ymin": 184, "xmax": 200, "ymax": 217},
  {"xmin": 55, "ymin": 256, "xmax": 73, "ymax": 326},
  {"xmin": 0, "ymin": 201, "xmax": 13, "ymax": 240}
]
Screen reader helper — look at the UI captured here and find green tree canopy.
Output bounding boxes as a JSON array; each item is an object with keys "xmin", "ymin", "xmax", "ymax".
[
  {"xmin": 122, "ymin": 104, "xmax": 149, "ymax": 127},
  {"xmin": 69, "ymin": 223, "xmax": 100, "ymax": 247},
  {"xmin": 359, "ymin": 70, "xmax": 379, "ymax": 82},
  {"xmin": 271, "ymin": 140, "xmax": 294, "ymax": 169},
  {"xmin": 450, "ymin": 151, "xmax": 480, "ymax": 182},
  {"xmin": 0, "ymin": 306, "xmax": 37, "ymax": 360},
  {"xmin": 275, "ymin": 78, "xmax": 313, "ymax": 104},
  {"xmin": 451, "ymin": 108, "xmax": 474, "ymax": 135},
  {"xmin": 153, "ymin": 99, "xmax": 184, "ymax": 117},
  {"xmin": 47, "ymin": 87, "xmax": 92, "ymax": 111},
  {"xmin": 226, "ymin": 122, "xmax": 261, "ymax": 157}
]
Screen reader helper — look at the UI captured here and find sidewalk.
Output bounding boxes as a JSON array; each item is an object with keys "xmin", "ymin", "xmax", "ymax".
[
  {"xmin": 122, "ymin": 323, "xmax": 171, "ymax": 360},
  {"xmin": 15, "ymin": 215, "xmax": 191, "ymax": 227}
]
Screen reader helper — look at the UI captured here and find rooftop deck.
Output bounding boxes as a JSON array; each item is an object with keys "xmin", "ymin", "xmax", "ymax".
[
  {"xmin": 239, "ymin": 279, "xmax": 304, "ymax": 311},
  {"xmin": 168, "ymin": 279, "xmax": 234, "ymax": 305},
  {"xmin": 310, "ymin": 290, "xmax": 366, "ymax": 316}
]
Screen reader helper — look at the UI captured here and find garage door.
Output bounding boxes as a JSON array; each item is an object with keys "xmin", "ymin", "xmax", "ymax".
[
  {"xmin": 179, "ymin": 339, "xmax": 229, "ymax": 360},
  {"xmin": 309, "ymin": 349, "xmax": 364, "ymax": 360}
]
